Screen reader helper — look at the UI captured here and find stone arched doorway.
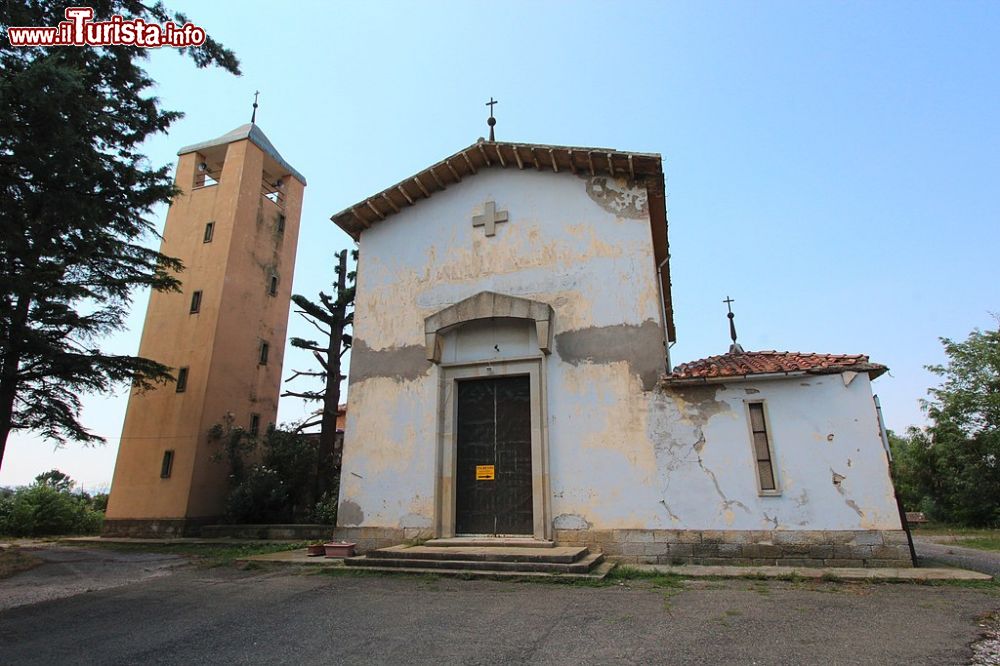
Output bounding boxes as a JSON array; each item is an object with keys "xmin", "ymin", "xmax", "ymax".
[{"xmin": 425, "ymin": 292, "xmax": 553, "ymax": 541}]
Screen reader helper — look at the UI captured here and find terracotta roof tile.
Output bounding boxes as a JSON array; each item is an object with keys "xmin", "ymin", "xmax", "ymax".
[{"xmin": 668, "ymin": 351, "xmax": 887, "ymax": 383}]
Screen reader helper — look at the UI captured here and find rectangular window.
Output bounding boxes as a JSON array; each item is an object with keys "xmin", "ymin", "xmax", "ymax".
[
  {"xmin": 160, "ymin": 450, "xmax": 174, "ymax": 479},
  {"xmin": 203, "ymin": 222, "xmax": 214, "ymax": 243},
  {"xmin": 175, "ymin": 367, "xmax": 189, "ymax": 392},
  {"xmin": 268, "ymin": 275, "xmax": 278, "ymax": 296},
  {"xmin": 259, "ymin": 341, "xmax": 269, "ymax": 365},
  {"xmin": 748, "ymin": 402, "xmax": 778, "ymax": 492},
  {"xmin": 189, "ymin": 290, "xmax": 202, "ymax": 314},
  {"xmin": 277, "ymin": 214, "xmax": 286, "ymax": 233},
  {"xmin": 249, "ymin": 413, "xmax": 260, "ymax": 437}
]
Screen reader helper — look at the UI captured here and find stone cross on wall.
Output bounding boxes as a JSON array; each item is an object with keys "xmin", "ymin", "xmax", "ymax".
[{"xmin": 472, "ymin": 200, "xmax": 508, "ymax": 237}]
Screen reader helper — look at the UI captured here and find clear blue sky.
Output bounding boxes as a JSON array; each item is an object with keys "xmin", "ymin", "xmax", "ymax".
[{"xmin": 2, "ymin": 0, "xmax": 998, "ymax": 489}]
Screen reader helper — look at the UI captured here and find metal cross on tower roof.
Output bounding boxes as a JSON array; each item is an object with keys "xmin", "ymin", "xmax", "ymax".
[
  {"xmin": 251, "ymin": 90, "xmax": 259, "ymax": 124},
  {"xmin": 486, "ymin": 97, "xmax": 498, "ymax": 142},
  {"xmin": 723, "ymin": 296, "xmax": 744, "ymax": 353}
]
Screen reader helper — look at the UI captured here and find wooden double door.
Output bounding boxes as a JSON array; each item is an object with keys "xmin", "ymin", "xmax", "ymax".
[{"xmin": 455, "ymin": 375, "xmax": 533, "ymax": 536}]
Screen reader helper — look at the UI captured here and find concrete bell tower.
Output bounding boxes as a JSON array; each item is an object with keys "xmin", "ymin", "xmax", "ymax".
[{"xmin": 104, "ymin": 123, "xmax": 306, "ymax": 536}]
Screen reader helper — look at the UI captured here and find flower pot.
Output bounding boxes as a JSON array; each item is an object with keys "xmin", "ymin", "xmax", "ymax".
[
  {"xmin": 307, "ymin": 544, "xmax": 326, "ymax": 557},
  {"xmin": 324, "ymin": 542, "xmax": 356, "ymax": 558}
]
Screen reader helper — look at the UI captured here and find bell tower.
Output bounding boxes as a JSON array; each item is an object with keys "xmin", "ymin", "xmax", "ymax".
[{"xmin": 104, "ymin": 123, "xmax": 306, "ymax": 536}]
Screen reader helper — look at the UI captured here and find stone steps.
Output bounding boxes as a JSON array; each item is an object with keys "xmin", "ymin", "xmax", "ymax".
[
  {"xmin": 341, "ymin": 560, "xmax": 617, "ymax": 581},
  {"xmin": 363, "ymin": 544, "xmax": 588, "ymax": 564},
  {"xmin": 425, "ymin": 537, "xmax": 555, "ymax": 549},
  {"xmin": 349, "ymin": 551, "xmax": 604, "ymax": 574},
  {"xmin": 344, "ymin": 544, "xmax": 609, "ymax": 578}
]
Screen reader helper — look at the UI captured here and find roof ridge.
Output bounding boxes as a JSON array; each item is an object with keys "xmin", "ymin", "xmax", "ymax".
[{"xmin": 669, "ymin": 349, "xmax": 884, "ymax": 382}]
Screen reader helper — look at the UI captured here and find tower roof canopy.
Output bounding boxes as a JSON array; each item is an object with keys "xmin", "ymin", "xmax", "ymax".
[{"xmin": 178, "ymin": 123, "xmax": 306, "ymax": 185}]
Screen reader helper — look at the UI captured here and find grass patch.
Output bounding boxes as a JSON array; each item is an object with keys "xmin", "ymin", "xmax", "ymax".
[
  {"xmin": 78, "ymin": 541, "xmax": 307, "ymax": 567},
  {"xmin": 606, "ymin": 565, "xmax": 685, "ymax": 589},
  {"xmin": 952, "ymin": 537, "xmax": 1000, "ymax": 552},
  {"xmin": 916, "ymin": 578, "xmax": 1000, "ymax": 592},
  {"xmin": 912, "ymin": 523, "xmax": 1000, "ymax": 538},
  {"xmin": 0, "ymin": 548, "xmax": 42, "ymax": 579}
]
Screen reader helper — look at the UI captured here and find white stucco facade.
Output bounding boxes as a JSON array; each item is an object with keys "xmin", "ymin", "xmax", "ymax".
[{"xmin": 336, "ymin": 160, "xmax": 903, "ymax": 561}]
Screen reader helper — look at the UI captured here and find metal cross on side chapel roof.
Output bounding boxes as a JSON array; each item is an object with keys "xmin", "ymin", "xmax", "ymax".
[{"xmin": 724, "ymin": 296, "xmax": 744, "ymax": 353}]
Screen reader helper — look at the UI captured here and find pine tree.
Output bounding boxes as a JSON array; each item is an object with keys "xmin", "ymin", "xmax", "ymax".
[
  {"xmin": 283, "ymin": 248, "xmax": 357, "ymax": 499},
  {"xmin": 0, "ymin": 1, "xmax": 240, "ymax": 468}
]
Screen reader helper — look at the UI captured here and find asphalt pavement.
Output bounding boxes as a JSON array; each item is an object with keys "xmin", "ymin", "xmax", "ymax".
[
  {"xmin": 1, "ymin": 546, "xmax": 998, "ymax": 665},
  {"xmin": 914, "ymin": 535, "xmax": 1000, "ymax": 578}
]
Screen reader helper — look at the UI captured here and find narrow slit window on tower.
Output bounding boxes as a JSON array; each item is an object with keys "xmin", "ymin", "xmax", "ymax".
[
  {"xmin": 203, "ymin": 221, "xmax": 215, "ymax": 243},
  {"xmin": 747, "ymin": 402, "xmax": 778, "ymax": 493},
  {"xmin": 259, "ymin": 341, "xmax": 270, "ymax": 365},
  {"xmin": 249, "ymin": 413, "xmax": 260, "ymax": 437},
  {"xmin": 268, "ymin": 275, "xmax": 278, "ymax": 296},
  {"xmin": 277, "ymin": 214, "xmax": 286, "ymax": 233},
  {"xmin": 189, "ymin": 290, "xmax": 202, "ymax": 314},
  {"xmin": 175, "ymin": 367, "xmax": 189, "ymax": 393},
  {"xmin": 160, "ymin": 450, "xmax": 174, "ymax": 479}
]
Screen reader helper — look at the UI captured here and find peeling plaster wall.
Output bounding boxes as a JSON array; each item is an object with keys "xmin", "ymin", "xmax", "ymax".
[
  {"xmin": 337, "ymin": 167, "xmax": 899, "ymax": 537},
  {"xmin": 550, "ymin": 371, "xmax": 899, "ymax": 532},
  {"xmin": 339, "ymin": 168, "xmax": 664, "ymax": 530},
  {"xmin": 650, "ymin": 373, "xmax": 896, "ymax": 532}
]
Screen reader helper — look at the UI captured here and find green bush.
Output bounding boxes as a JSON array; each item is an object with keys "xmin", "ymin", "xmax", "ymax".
[
  {"xmin": 224, "ymin": 465, "xmax": 291, "ymax": 524},
  {"xmin": 312, "ymin": 489, "xmax": 339, "ymax": 525},
  {"xmin": 0, "ymin": 484, "xmax": 104, "ymax": 536},
  {"xmin": 212, "ymin": 421, "xmax": 328, "ymax": 524}
]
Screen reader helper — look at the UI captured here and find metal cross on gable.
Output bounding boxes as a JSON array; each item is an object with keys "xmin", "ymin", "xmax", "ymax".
[
  {"xmin": 486, "ymin": 97, "xmax": 498, "ymax": 141},
  {"xmin": 472, "ymin": 200, "xmax": 508, "ymax": 237}
]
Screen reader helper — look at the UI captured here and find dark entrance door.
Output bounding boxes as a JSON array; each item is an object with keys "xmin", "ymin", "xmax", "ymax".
[{"xmin": 455, "ymin": 375, "xmax": 533, "ymax": 535}]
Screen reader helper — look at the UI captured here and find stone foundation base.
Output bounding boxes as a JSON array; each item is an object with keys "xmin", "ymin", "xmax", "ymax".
[
  {"xmin": 331, "ymin": 527, "xmax": 430, "ymax": 553},
  {"xmin": 555, "ymin": 529, "xmax": 913, "ymax": 568},
  {"xmin": 101, "ymin": 517, "xmax": 216, "ymax": 538},
  {"xmin": 322, "ymin": 527, "xmax": 913, "ymax": 568},
  {"xmin": 200, "ymin": 524, "xmax": 335, "ymax": 540}
]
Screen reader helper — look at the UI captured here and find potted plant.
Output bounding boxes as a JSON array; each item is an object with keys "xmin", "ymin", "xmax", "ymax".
[
  {"xmin": 306, "ymin": 541, "xmax": 326, "ymax": 557},
  {"xmin": 324, "ymin": 541, "xmax": 356, "ymax": 558}
]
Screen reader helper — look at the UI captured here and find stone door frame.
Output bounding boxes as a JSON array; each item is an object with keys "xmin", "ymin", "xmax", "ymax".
[{"xmin": 434, "ymin": 357, "xmax": 551, "ymax": 541}]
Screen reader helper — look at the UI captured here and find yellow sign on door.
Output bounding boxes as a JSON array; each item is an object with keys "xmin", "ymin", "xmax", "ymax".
[{"xmin": 475, "ymin": 465, "xmax": 495, "ymax": 480}]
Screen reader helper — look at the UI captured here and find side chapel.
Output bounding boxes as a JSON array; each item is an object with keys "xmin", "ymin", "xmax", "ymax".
[{"xmin": 329, "ymin": 137, "xmax": 912, "ymax": 567}]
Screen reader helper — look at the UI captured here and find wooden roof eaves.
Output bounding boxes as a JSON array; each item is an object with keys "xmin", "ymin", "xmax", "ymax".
[{"xmin": 328, "ymin": 141, "xmax": 665, "ymax": 240}]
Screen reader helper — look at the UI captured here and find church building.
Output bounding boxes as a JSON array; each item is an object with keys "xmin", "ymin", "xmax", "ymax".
[{"xmin": 330, "ymin": 138, "xmax": 911, "ymax": 567}]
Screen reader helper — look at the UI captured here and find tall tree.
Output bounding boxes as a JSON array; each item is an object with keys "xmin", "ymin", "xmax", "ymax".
[
  {"xmin": 891, "ymin": 326, "xmax": 1000, "ymax": 526},
  {"xmin": 283, "ymin": 248, "xmax": 356, "ymax": 499},
  {"xmin": 0, "ymin": 1, "xmax": 240, "ymax": 469}
]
